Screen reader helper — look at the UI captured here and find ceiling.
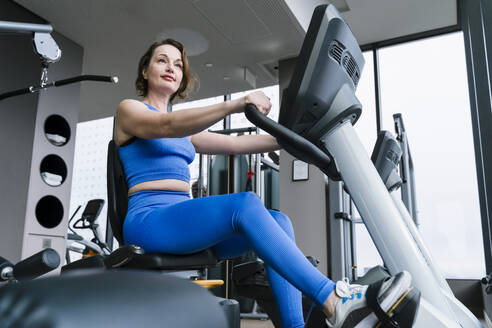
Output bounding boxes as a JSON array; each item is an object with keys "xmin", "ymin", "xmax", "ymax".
[{"xmin": 13, "ymin": 0, "xmax": 457, "ymax": 122}]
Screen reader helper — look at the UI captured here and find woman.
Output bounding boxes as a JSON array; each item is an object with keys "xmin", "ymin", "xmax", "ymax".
[{"xmin": 114, "ymin": 38, "xmax": 411, "ymax": 328}]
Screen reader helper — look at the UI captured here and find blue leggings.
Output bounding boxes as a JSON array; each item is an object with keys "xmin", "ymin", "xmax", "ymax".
[{"xmin": 123, "ymin": 190, "xmax": 335, "ymax": 328}]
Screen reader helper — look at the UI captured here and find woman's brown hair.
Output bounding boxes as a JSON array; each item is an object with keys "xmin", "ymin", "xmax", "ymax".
[{"xmin": 135, "ymin": 38, "xmax": 197, "ymax": 103}]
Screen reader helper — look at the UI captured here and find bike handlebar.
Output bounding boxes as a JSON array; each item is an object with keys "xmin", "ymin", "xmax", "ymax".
[{"xmin": 244, "ymin": 104, "xmax": 340, "ymax": 180}]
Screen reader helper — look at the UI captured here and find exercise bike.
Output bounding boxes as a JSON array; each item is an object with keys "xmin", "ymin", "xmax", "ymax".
[
  {"xmin": 243, "ymin": 4, "xmax": 482, "ymax": 328},
  {"xmin": 66, "ymin": 199, "xmax": 111, "ymax": 264}
]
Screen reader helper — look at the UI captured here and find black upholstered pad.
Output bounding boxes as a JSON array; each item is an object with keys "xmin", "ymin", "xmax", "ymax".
[
  {"xmin": 123, "ymin": 248, "xmax": 218, "ymax": 270},
  {"xmin": 0, "ymin": 271, "xmax": 228, "ymax": 327}
]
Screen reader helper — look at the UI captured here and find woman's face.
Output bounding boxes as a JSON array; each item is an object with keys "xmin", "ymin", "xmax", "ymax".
[{"xmin": 143, "ymin": 44, "xmax": 184, "ymax": 97}]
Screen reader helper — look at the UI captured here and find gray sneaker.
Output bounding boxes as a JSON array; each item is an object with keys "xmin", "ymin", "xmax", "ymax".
[{"xmin": 326, "ymin": 271, "xmax": 412, "ymax": 328}]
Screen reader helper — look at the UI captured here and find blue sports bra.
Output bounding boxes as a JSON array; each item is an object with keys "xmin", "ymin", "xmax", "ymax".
[{"xmin": 118, "ymin": 103, "xmax": 195, "ymax": 189}]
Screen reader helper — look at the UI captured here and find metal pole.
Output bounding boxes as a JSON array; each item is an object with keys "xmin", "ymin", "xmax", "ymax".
[
  {"xmin": 460, "ymin": 0, "xmax": 492, "ymax": 274},
  {"xmin": 326, "ymin": 179, "xmax": 347, "ymax": 281},
  {"xmin": 0, "ymin": 20, "xmax": 53, "ymax": 33},
  {"xmin": 323, "ymin": 121, "xmax": 457, "ymax": 321},
  {"xmin": 373, "ymin": 48, "xmax": 383, "ymax": 133},
  {"xmin": 223, "ymin": 94, "xmax": 231, "ymax": 129},
  {"xmin": 198, "ymin": 154, "xmax": 203, "ymax": 198},
  {"xmin": 255, "ymin": 128, "xmax": 261, "ymax": 198}
]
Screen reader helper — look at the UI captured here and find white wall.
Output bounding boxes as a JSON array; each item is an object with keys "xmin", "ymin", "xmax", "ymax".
[{"xmin": 69, "ymin": 117, "xmax": 114, "ymax": 261}]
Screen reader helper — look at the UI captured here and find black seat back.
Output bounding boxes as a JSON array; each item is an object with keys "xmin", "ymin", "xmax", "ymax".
[{"xmin": 107, "ymin": 139, "xmax": 128, "ymax": 245}]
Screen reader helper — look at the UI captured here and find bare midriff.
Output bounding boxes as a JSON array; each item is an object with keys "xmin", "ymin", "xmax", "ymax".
[
  {"xmin": 128, "ymin": 179, "xmax": 190, "ymax": 196},
  {"xmin": 115, "ymin": 128, "xmax": 191, "ymax": 196}
]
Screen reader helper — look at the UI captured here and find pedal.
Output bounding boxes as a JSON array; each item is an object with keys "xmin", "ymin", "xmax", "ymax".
[
  {"xmin": 367, "ymin": 283, "xmax": 421, "ymax": 328},
  {"xmin": 379, "ymin": 287, "xmax": 421, "ymax": 328}
]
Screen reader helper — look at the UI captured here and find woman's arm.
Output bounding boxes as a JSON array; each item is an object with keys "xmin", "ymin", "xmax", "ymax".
[
  {"xmin": 116, "ymin": 91, "xmax": 271, "ymax": 140},
  {"xmin": 116, "ymin": 98, "xmax": 243, "ymax": 140},
  {"xmin": 191, "ymin": 131, "xmax": 281, "ymax": 155}
]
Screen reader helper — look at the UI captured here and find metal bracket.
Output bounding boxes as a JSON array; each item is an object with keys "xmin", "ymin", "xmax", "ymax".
[
  {"xmin": 33, "ymin": 32, "xmax": 62, "ymax": 63},
  {"xmin": 334, "ymin": 211, "xmax": 363, "ymax": 224},
  {"xmin": 334, "ymin": 211, "xmax": 351, "ymax": 221}
]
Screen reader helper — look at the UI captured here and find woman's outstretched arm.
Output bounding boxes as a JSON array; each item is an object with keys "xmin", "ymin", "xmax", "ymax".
[
  {"xmin": 116, "ymin": 98, "xmax": 242, "ymax": 139},
  {"xmin": 116, "ymin": 91, "xmax": 271, "ymax": 140},
  {"xmin": 191, "ymin": 131, "xmax": 280, "ymax": 155}
]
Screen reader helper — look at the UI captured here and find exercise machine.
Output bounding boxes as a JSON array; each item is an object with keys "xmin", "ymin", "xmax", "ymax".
[
  {"xmin": 0, "ymin": 248, "xmax": 60, "ymax": 283},
  {"xmin": 245, "ymin": 4, "xmax": 482, "ymax": 327},
  {"xmin": 0, "ymin": 19, "xmax": 118, "ymax": 268},
  {"xmin": 66, "ymin": 199, "xmax": 111, "ymax": 264},
  {"xmin": 0, "ymin": 20, "xmax": 117, "ymax": 101},
  {"xmin": 0, "ymin": 270, "xmax": 231, "ymax": 327},
  {"xmin": 393, "ymin": 114, "xmax": 419, "ymax": 227}
]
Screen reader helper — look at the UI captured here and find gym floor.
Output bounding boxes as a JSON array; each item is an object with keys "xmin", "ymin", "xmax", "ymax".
[
  {"xmin": 241, "ymin": 319, "xmax": 274, "ymax": 328},
  {"xmin": 242, "ymin": 318, "xmax": 490, "ymax": 328}
]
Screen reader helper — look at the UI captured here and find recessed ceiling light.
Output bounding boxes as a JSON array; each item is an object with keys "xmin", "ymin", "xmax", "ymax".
[
  {"xmin": 223, "ymin": 76, "xmax": 230, "ymax": 80},
  {"xmin": 205, "ymin": 63, "xmax": 213, "ymax": 68}
]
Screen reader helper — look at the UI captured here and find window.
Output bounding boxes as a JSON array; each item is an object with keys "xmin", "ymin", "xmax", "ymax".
[
  {"xmin": 354, "ymin": 51, "xmax": 377, "ymax": 153},
  {"xmin": 352, "ymin": 51, "xmax": 384, "ymax": 276},
  {"xmin": 70, "ymin": 116, "xmax": 114, "ymax": 257},
  {"xmin": 378, "ymin": 32, "xmax": 485, "ymax": 279}
]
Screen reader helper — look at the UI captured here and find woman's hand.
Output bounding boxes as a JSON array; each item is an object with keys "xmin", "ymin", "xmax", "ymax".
[{"xmin": 237, "ymin": 91, "xmax": 272, "ymax": 115}]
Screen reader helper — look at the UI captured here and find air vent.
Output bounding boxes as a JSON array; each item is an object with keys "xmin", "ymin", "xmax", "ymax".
[
  {"xmin": 329, "ymin": 41, "xmax": 344, "ymax": 64},
  {"xmin": 328, "ymin": 41, "xmax": 361, "ymax": 87},
  {"xmin": 342, "ymin": 55, "xmax": 356, "ymax": 78}
]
